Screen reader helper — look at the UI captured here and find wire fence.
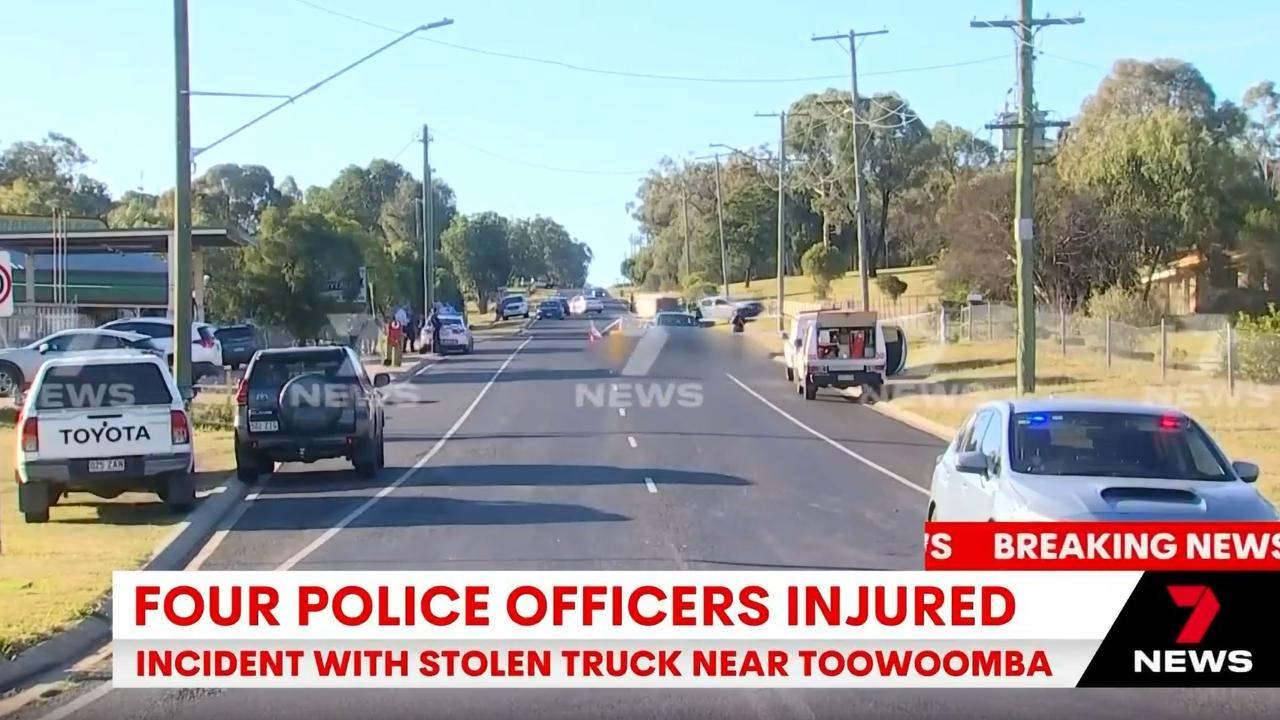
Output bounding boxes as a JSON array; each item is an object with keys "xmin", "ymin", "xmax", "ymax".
[{"xmin": 762, "ymin": 296, "xmax": 1280, "ymax": 393}]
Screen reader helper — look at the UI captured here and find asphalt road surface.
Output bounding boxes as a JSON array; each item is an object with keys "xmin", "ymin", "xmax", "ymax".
[{"xmin": 12, "ymin": 307, "xmax": 1280, "ymax": 719}]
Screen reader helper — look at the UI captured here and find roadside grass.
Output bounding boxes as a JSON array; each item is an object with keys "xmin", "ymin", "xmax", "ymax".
[
  {"xmin": 732, "ymin": 321, "xmax": 1280, "ymax": 503},
  {"xmin": 726, "ymin": 264, "xmax": 941, "ymax": 308},
  {"xmin": 0, "ymin": 427, "xmax": 235, "ymax": 660}
]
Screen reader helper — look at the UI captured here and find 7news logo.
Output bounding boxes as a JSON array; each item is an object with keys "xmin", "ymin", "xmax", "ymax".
[{"xmin": 1133, "ymin": 585, "xmax": 1253, "ymax": 674}]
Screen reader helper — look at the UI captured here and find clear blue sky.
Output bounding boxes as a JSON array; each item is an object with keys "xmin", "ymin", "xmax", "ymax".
[{"xmin": 5, "ymin": 0, "xmax": 1276, "ymax": 285}]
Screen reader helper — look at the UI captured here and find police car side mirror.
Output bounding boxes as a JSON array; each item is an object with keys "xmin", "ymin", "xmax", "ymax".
[
  {"xmin": 1233, "ymin": 460, "xmax": 1260, "ymax": 484},
  {"xmin": 37, "ymin": 343, "xmax": 51, "ymax": 355},
  {"xmin": 373, "ymin": 373, "xmax": 391, "ymax": 388},
  {"xmin": 956, "ymin": 451, "xmax": 990, "ymax": 477}
]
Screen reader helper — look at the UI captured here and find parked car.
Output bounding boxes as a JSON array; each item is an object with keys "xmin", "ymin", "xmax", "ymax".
[
  {"xmin": 99, "ymin": 318, "xmax": 223, "ymax": 381},
  {"xmin": 537, "ymin": 299, "xmax": 565, "ymax": 320},
  {"xmin": 435, "ymin": 313, "xmax": 474, "ymax": 354},
  {"xmin": 233, "ymin": 346, "xmax": 388, "ymax": 482},
  {"xmin": 214, "ymin": 323, "xmax": 260, "ymax": 370},
  {"xmin": 697, "ymin": 295, "xmax": 761, "ymax": 323},
  {"xmin": 570, "ymin": 294, "xmax": 604, "ymax": 315},
  {"xmin": 0, "ymin": 328, "xmax": 160, "ymax": 397},
  {"xmin": 927, "ymin": 398, "xmax": 1278, "ymax": 522},
  {"xmin": 499, "ymin": 294, "xmax": 530, "ymax": 320},
  {"xmin": 14, "ymin": 353, "xmax": 196, "ymax": 522}
]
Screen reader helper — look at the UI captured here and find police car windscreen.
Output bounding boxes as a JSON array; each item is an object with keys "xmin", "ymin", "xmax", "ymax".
[{"xmin": 36, "ymin": 363, "xmax": 172, "ymax": 410}]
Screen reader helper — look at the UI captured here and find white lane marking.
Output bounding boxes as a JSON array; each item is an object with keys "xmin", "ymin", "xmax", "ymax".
[
  {"xmin": 276, "ymin": 336, "xmax": 533, "ymax": 571},
  {"xmin": 725, "ymin": 373, "xmax": 928, "ymax": 496},
  {"xmin": 620, "ymin": 325, "xmax": 666, "ymax": 376},
  {"xmin": 627, "ymin": 436, "xmax": 638, "ymax": 449},
  {"xmin": 186, "ymin": 461, "xmax": 281, "ymax": 570},
  {"xmin": 644, "ymin": 476, "xmax": 658, "ymax": 493},
  {"xmin": 410, "ymin": 358, "xmax": 443, "ymax": 377},
  {"xmin": 30, "ymin": 681, "xmax": 113, "ymax": 720},
  {"xmin": 618, "ymin": 408, "xmax": 626, "ymax": 417}
]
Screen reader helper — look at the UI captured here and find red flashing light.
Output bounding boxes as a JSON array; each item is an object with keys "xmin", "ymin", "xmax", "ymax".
[{"xmin": 1159, "ymin": 415, "xmax": 1184, "ymax": 430}]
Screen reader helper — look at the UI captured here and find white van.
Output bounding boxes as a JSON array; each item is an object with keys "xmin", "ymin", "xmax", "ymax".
[
  {"xmin": 14, "ymin": 354, "xmax": 196, "ymax": 523},
  {"xmin": 794, "ymin": 310, "xmax": 888, "ymax": 402}
]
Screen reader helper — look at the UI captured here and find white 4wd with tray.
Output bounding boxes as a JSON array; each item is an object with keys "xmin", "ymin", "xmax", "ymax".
[
  {"xmin": 14, "ymin": 354, "xmax": 196, "ymax": 523},
  {"xmin": 794, "ymin": 310, "xmax": 888, "ymax": 402}
]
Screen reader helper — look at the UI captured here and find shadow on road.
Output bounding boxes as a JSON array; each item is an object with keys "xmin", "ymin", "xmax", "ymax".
[
  {"xmin": 385, "ymin": 430, "xmax": 939, "ymax": 449},
  {"xmin": 50, "ymin": 469, "xmax": 233, "ymax": 526},
  {"xmin": 406, "ymin": 368, "xmax": 624, "ymax": 385},
  {"xmin": 233, "ymin": 494, "xmax": 631, "ymax": 531}
]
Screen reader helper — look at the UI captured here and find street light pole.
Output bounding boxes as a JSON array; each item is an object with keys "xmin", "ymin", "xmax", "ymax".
[
  {"xmin": 422, "ymin": 124, "xmax": 434, "ymax": 316},
  {"xmin": 170, "ymin": 8, "xmax": 453, "ymax": 395},
  {"xmin": 813, "ymin": 28, "xmax": 887, "ymax": 312},
  {"xmin": 755, "ymin": 112, "xmax": 788, "ymax": 334},
  {"xmin": 172, "ymin": 0, "xmax": 194, "ymax": 398},
  {"xmin": 711, "ymin": 153, "xmax": 728, "ymax": 297}
]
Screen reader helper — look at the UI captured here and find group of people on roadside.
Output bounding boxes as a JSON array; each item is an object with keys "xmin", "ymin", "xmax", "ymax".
[{"xmin": 383, "ymin": 303, "xmax": 450, "ymax": 366}]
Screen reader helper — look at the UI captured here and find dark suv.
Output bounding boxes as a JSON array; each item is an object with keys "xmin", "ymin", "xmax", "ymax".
[
  {"xmin": 215, "ymin": 323, "xmax": 259, "ymax": 370},
  {"xmin": 233, "ymin": 346, "xmax": 389, "ymax": 482}
]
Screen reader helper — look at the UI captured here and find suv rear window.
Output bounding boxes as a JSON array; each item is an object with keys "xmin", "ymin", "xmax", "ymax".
[
  {"xmin": 248, "ymin": 352, "xmax": 360, "ymax": 390},
  {"xmin": 503, "ymin": 296, "xmax": 525, "ymax": 305},
  {"xmin": 216, "ymin": 326, "xmax": 255, "ymax": 341},
  {"xmin": 36, "ymin": 363, "xmax": 173, "ymax": 410}
]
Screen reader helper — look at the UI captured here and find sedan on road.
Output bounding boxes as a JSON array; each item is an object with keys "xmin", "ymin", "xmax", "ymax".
[
  {"xmin": 435, "ymin": 313, "xmax": 474, "ymax": 354},
  {"xmin": 653, "ymin": 311, "xmax": 699, "ymax": 327},
  {"xmin": 570, "ymin": 294, "xmax": 604, "ymax": 315},
  {"xmin": 927, "ymin": 398, "xmax": 1277, "ymax": 522},
  {"xmin": 536, "ymin": 299, "xmax": 565, "ymax": 319}
]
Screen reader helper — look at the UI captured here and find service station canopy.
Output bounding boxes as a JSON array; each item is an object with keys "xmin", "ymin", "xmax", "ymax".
[{"xmin": 0, "ymin": 227, "xmax": 250, "ymax": 255}]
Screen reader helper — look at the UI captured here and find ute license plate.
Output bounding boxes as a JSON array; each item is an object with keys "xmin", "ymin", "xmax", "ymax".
[
  {"xmin": 250, "ymin": 421, "xmax": 279, "ymax": 433},
  {"xmin": 839, "ymin": 374, "xmax": 862, "ymax": 381},
  {"xmin": 89, "ymin": 458, "xmax": 126, "ymax": 473}
]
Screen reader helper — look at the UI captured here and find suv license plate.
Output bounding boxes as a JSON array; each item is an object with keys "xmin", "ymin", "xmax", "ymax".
[
  {"xmin": 89, "ymin": 458, "xmax": 126, "ymax": 473},
  {"xmin": 250, "ymin": 421, "xmax": 279, "ymax": 433}
]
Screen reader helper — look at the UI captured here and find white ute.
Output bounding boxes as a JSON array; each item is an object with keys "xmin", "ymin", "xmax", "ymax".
[
  {"xmin": 793, "ymin": 310, "xmax": 888, "ymax": 402},
  {"xmin": 14, "ymin": 354, "xmax": 196, "ymax": 523}
]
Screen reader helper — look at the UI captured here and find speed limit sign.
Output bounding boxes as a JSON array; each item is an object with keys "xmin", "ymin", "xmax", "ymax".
[{"xmin": 0, "ymin": 251, "xmax": 12, "ymax": 317}]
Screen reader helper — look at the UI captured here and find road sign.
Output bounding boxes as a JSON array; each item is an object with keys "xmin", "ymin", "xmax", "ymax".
[{"xmin": 0, "ymin": 251, "xmax": 13, "ymax": 317}]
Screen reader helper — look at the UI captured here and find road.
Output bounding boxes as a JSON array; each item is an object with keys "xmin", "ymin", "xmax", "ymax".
[{"xmin": 11, "ymin": 306, "xmax": 1280, "ymax": 719}]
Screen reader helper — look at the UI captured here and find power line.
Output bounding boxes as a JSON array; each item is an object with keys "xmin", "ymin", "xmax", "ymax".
[
  {"xmin": 390, "ymin": 133, "xmax": 420, "ymax": 162},
  {"xmin": 291, "ymin": 0, "xmax": 1007, "ymax": 84}
]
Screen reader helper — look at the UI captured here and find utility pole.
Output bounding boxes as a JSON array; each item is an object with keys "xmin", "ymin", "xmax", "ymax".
[
  {"xmin": 680, "ymin": 187, "xmax": 691, "ymax": 279},
  {"xmin": 813, "ymin": 28, "xmax": 887, "ymax": 312},
  {"xmin": 172, "ymin": 0, "xmax": 194, "ymax": 398},
  {"xmin": 973, "ymin": 2, "xmax": 1083, "ymax": 395},
  {"xmin": 756, "ymin": 110, "xmax": 789, "ymax": 333},
  {"xmin": 422, "ymin": 124, "xmax": 434, "ymax": 315},
  {"xmin": 711, "ymin": 153, "xmax": 729, "ymax": 297}
]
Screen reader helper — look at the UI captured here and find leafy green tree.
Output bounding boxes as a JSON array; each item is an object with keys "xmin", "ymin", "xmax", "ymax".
[
  {"xmin": 801, "ymin": 243, "xmax": 844, "ymax": 299},
  {"xmin": 721, "ymin": 167, "xmax": 775, "ymax": 287},
  {"xmin": 0, "ymin": 133, "xmax": 112, "ymax": 217},
  {"xmin": 240, "ymin": 206, "xmax": 364, "ymax": 340},
  {"xmin": 861, "ymin": 92, "xmax": 936, "ymax": 272},
  {"xmin": 107, "ymin": 191, "xmax": 165, "ymax": 228},
  {"xmin": 441, "ymin": 212, "xmax": 512, "ymax": 313}
]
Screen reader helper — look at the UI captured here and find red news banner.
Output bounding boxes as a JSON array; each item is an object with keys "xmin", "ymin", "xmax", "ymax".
[
  {"xmin": 114, "ymin": 571, "xmax": 1133, "ymax": 689},
  {"xmin": 926, "ymin": 522, "xmax": 1280, "ymax": 570}
]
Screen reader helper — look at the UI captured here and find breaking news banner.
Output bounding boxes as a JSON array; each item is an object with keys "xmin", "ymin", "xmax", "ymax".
[{"xmin": 109, "ymin": 566, "xmax": 1279, "ymax": 690}]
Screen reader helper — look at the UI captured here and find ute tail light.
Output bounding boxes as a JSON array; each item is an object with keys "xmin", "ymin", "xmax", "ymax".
[
  {"xmin": 235, "ymin": 377, "xmax": 249, "ymax": 406},
  {"xmin": 21, "ymin": 417, "xmax": 39, "ymax": 453},
  {"xmin": 197, "ymin": 337, "xmax": 215, "ymax": 349},
  {"xmin": 171, "ymin": 410, "xmax": 191, "ymax": 445}
]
